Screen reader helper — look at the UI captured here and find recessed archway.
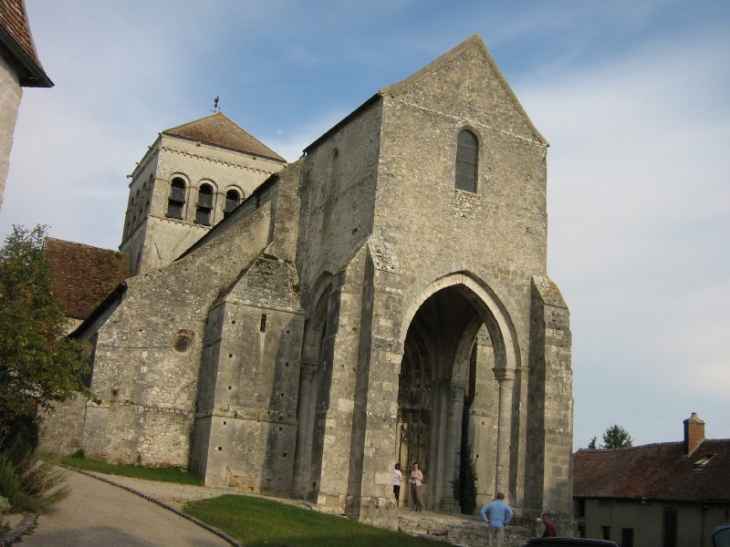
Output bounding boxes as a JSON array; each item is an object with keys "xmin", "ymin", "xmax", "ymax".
[{"xmin": 396, "ymin": 274, "xmax": 518, "ymax": 512}]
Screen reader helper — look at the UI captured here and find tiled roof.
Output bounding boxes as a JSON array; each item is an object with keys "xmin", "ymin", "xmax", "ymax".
[
  {"xmin": 574, "ymin": 439, "xmax": 730, "ymax": 503},
  {"xmin": 0, "ymin": 0, "xmax": 52, "ymax": 86},
  {"xmin": 44, "ymin": 238, "xmax": 128, "ymax": 321},
  {"xmin": 162, "ymin": 112, "xmax": 285, "ymax": 162}
]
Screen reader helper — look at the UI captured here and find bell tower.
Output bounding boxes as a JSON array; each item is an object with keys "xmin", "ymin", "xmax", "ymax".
[{"xmin": 120, "ymin": 112, "xmax": 286, "ymax": 275}]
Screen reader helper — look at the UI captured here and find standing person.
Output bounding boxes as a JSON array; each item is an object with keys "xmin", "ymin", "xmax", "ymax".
[
  {"xmin": 410, "ymin": 462, "xmax": 424, "ymax": 512},
  {"xmin": 479, "ymin": 491, "xmax": 514, "ymax": 547},
  {"xmin": 393, "ymin": 463, "xmax": 402, "ymax": 506},
  {"xmin": 541, "ymin": 513, "xmax": 557, "ymax": 537}
]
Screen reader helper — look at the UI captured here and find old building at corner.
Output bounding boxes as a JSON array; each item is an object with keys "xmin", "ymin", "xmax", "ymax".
[
  {"xmin": 0, "ymin": 0, "xmax": 53, "ymax": 209},
  {"xmin": 73, "ymin": 35, "xmax": 573, "ymax": 529}
]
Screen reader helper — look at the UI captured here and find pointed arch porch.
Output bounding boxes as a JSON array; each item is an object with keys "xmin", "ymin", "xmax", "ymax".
[{"xmin": 396, "ymin": 272, "xmax": 520, "ymax": 511}]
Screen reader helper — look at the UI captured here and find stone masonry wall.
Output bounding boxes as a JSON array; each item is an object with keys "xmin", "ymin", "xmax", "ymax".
[
  {"xmin": 0, "ymin": 54, "xmax": 21, "ymax": 208},
  {"xmin": 362, "ymin": 40, "xmax": 552, "ymax": 513},
  {"xmin": 82, "ymin": 201, "xmax": 274, "ymax": 466}
]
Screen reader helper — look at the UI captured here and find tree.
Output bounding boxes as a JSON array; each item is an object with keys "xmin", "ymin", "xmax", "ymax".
[
  {"xmin": 588, "ymin": 425, "xmax": 633, "ymax": 449},
  {"xmin": 0, "ymin": 225, "xmax": 89, "ymax": 443},
  {"xmin": 602, "ymin": 424, "xmax": 633, "ymax": 449}
]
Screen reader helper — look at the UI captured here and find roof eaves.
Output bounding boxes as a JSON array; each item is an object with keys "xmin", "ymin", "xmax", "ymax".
[
  {"xmin": 161, "ymin": 131, "xmax": 286, "ymax": 164},
  {"xmin": 69, "ymin": 282, "xmax": 128, "ymax": 340},
  {"xmin": 0, "ymin": 23, "xmax": 53, "ymax": 87},
  {"xmin": 303, "ymin": 93, "xmax": 381, "ymax": 155}
]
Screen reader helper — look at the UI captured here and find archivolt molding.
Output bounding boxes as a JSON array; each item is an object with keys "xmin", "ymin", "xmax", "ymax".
[{"xmin": 399, "ymin": 271, "xmax": 519, "ymax": 374}]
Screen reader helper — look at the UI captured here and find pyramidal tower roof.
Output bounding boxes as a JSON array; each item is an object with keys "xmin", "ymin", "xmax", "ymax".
[{"xmin": 162, "ymin": 112, "xmax": 286, "ymax": 162}]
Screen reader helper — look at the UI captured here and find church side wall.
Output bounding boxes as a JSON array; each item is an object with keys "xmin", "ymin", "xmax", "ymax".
[
  {"xmin": 294, "ymin": 104, "xmax": 384, "ymax": 515},
  {"xmin": 196, "ymin": 300, "xmax": 304, "ymax": 493},
  {"xmin": 297, "ymin": 103, "xmax": 382, "ymax": 299},
  {"xmin": 82, "ymin": 203, "xmax": 274, "ymax": 466}
]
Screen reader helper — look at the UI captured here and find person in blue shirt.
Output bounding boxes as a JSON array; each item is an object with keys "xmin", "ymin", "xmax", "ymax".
[{"xmin": 480, "ymin": 491, "xmax": 514, "ymax": 547}]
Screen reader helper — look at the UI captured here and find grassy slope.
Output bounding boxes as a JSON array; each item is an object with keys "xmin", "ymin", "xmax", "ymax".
[
  {"xmin": 184, "ymin": 495, "xmax": 444, "ymax": 547},
  {"xmin": 57, "ymin": 456, "xmax": 444, "ymax": 547}
]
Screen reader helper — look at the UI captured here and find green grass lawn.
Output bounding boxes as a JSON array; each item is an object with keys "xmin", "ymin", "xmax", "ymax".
[
  {"xmin": 58, "ymin": 454, "xmax": 203, "ymax": 485},
  {"xmin": 54, "ymin": 454, "xmax": 444, "ymax": 546},
  {"xmin": 183, "ymin": 495, "xmax": 445, "ymax": 547}
]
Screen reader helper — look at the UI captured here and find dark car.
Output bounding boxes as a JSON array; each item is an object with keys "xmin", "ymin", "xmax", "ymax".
[
  {"xmin": 522, "ymin": 539, "xmax": 620, "ymax": 547},
  {"xmin": 714, "ymin": 525, "xmax": 730, "ymax": 547}
]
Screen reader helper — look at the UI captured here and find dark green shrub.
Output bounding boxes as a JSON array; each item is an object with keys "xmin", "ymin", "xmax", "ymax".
[
  {"xmin": 0, "ymin": 452, "xmax": 21, "ymax": 505},
  {"xmin": 0, "ymin": 449, "xmax": 68, "ymax": 512},
  {"xmin": 452, "ymin": 444, "xmax": 478, "ymax": 515}
]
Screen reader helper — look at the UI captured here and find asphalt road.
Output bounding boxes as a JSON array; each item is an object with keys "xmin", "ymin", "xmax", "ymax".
[{"xmin": 18, "ymin": 470, "xmax": 233, "ymax": 547}]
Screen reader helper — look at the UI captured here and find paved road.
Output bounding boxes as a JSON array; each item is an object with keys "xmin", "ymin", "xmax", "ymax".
[{"xmin": 19, "ymin": 470, "xmax": 233, "ymax": 547}]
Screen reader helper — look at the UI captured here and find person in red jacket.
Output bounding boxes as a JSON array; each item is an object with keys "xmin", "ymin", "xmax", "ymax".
[{"xmin": 541, "ymin": 513, "xmax": 557, "ymax": 537}]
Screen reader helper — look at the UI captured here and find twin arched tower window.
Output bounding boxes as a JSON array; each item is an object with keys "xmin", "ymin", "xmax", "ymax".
[
  {"xmin": 223, "ymin": 189, "xmax": 241, "ymax": 219},
  {"xmin": 195, "ymin": 184, "xmax": 214, "ymax": 226},
  {"xmin": 166, "ymin": 178, "xmax": 186, "ymax": 220},
  {"xmin": 167, "ymin": 178, "xmax": 242, "ymax": 224},
  {"xmin": 455, "ymin": 130, "xmax": 478, "ymax": 193}
]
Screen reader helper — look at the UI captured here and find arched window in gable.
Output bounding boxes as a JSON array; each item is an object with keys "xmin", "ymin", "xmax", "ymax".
[
  {"xmin": 455, "ymin": 130, "xmax": 478, "ymax": 193},
  {"xmin": 223, "ymin": 189, "xmax": 241, "ymax": 219},
  {"xmin": 195, "ymin": 183, "xmax": 214, "ymax": 226},
  {"xmin": 166, "ymin": 177, "xmax": 186, "ymax": 220}
]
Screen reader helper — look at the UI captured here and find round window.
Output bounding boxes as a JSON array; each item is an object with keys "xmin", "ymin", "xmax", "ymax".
[{"xmin": 172, "ymin": 331, "xmax": 194, "ymax": 353}]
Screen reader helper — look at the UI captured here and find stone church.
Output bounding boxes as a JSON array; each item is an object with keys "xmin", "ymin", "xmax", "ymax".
[{"xmin": 69, "ymin": 35, "xmax": 573, "ymax": 528}]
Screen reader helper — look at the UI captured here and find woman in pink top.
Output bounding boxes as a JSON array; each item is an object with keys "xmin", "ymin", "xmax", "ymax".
[{"xmin": 410, "ymin": 462, "xmax": 424, "ymax": 511}]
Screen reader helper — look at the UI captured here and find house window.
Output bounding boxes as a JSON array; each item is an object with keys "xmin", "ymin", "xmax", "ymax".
[
  {"xmin": 167, "ymin": 177, "xmax": 186, "ymax": 219},
  {"xmin": 621, "ymin": 528, "xmax": 634, "ymax": 547},
  {"xmin": 663, "ymin": 507, "xmax": 677, "ymax": 547},
  {"xmin": 455, "ymin": 129, "xmax": 478, "ymax": 192},
  {"xmin": 601, "ymin": 526, "xmax": 610, "ymax": 541},
  {"xmin": 224, "ymin": 189, "xmax": 240, "ymax": 218},
  {"xmin": 195, "ymin": 183, "xmax": 213, "ymax": 226}
]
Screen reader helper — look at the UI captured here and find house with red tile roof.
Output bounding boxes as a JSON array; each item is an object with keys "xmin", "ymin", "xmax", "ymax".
[
  {"xmin": 573, "ymin": 413, "xmax": 730, "ymax": 547},
  {"xmin": 0, "ymin": 0, "xmax": 53, "ymax": 208},
  {"xmin": 43, "ymin": 237, "xmax": 129, "ymax": 332}
]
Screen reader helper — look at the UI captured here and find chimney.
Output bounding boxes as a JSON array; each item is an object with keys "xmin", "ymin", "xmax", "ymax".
[{"xmin": 683, "ymin": 412, "xmax": 705, "ymax": 455}]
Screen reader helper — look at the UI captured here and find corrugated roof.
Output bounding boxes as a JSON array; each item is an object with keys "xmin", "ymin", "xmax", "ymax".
[
  {"xmin": 574, "ymin": 439, "xmax": 730, "ymax": 502},
  {"xmin": 0, "ymin": 0, "xmax": 52, "ymax": 87},
  {"xmin": 162, "ymin": 112, "xmax": 285, "ymax": 162},
  {"xmin": 44, "ymin": 238, "xmax": 128, "ymax": 320}
]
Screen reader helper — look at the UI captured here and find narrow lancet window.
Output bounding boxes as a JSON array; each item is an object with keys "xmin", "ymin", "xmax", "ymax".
[{"xmin": 455, "ymin": 130, "xmax": 478, "ymax": 193}]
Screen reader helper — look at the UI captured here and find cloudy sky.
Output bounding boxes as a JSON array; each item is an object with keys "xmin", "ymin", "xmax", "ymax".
[{"xmin": 2, "ymin": 0, "xmax": 729, "ymax": 451}]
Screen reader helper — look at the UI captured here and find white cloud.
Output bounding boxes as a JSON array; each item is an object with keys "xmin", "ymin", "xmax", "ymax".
[{"xmin": 519, "ymin": 26, "xmax": 730, "ymax": 446}]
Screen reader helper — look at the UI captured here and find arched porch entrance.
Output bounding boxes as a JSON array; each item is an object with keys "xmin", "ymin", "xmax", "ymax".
[{"xmin": 396, "ymin": 277, "xmax": 517, "ymax": 512}]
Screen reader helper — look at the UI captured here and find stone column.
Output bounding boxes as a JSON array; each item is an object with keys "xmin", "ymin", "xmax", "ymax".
[
  {"xmin": 292, "ymin": 360, "xmax": 318, "ymax": 496},
  {"xmin": 440, "ymin": 383, "xmax": 465, "ymax": 511},
  {"xmin": 493, "ymin": 368, "xmax": 513, "ymax": 497}
]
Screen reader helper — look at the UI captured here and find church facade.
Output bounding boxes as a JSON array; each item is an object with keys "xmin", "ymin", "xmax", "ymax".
[{"xmin": 73, "ymin": 35, "xmax": 573, "ymax": 528}]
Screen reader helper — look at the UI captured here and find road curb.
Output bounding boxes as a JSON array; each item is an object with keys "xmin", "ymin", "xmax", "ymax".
[{"xmin": 59, "ymin": 465, "xmax": 243, "ymax": 547}]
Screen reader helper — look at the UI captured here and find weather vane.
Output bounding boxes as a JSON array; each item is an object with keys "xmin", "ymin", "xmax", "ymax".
[{"xmin": 212, "ymin": 96, "xmax": 220, "ymax": 113}]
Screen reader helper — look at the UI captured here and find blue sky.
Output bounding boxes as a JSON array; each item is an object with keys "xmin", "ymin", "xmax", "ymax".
[{"xmin": 2, "ymin": 0, "xmax": 729, "ymax": 451}]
